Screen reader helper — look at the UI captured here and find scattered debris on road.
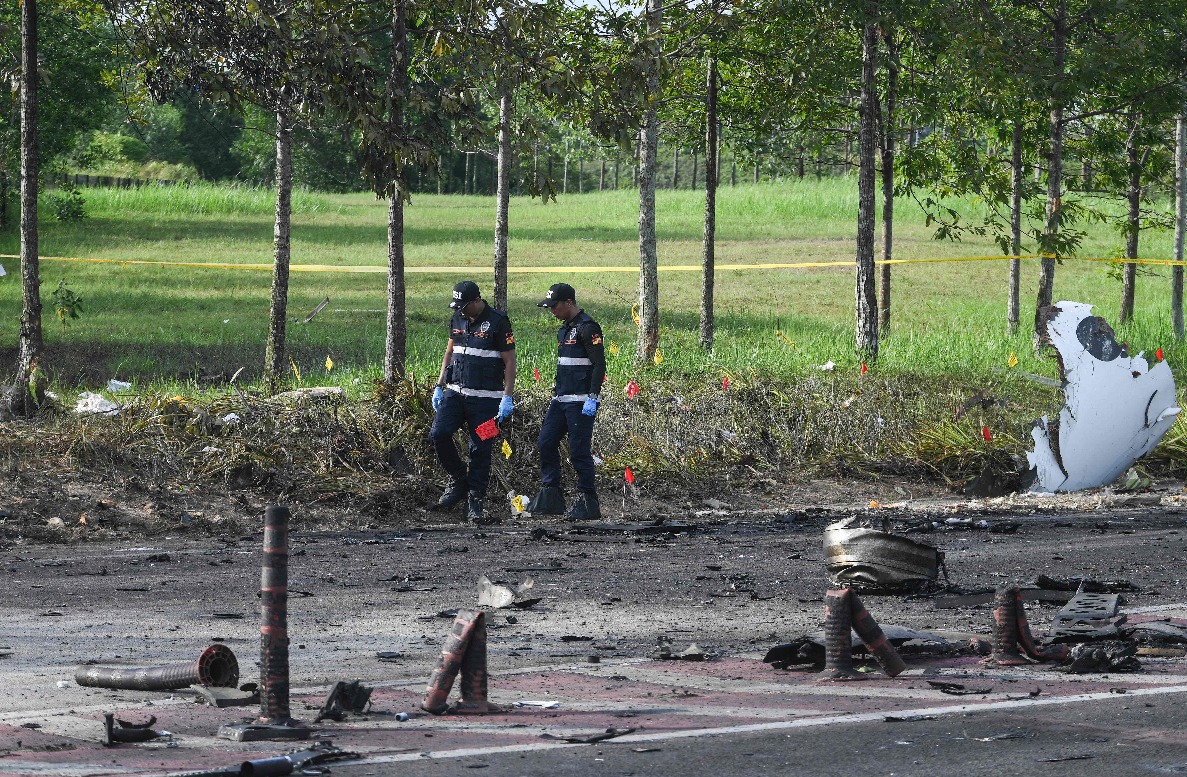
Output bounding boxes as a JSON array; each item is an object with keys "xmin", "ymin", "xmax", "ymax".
[
  {"xmin": 824, "ymin": 518, "xmax": 944, "ymax": 592},
  {"xmin": 315, "ymin": 680, "xmax": 374, "ymax": 722},
  {"xmin": 477, "ymin": 575, "xmax": 541, "ymax": 609},
  {"xmin": 423, "ymin": 609, "xmax": 492, "ymax": 714},
  {"xmin": 75, "ymin": 644, "xmax": 239, "ymax": 691},
  {"xmin": 102, "ymin": 713, "xmax": 169, "ymax": 746},
  {"xmin": 541, "ymin": 727, "xmax": 636, "ymax": 744},
  {"xmin": 652, "ymin": 635, "xmax": 715, "ymax": 661},
  {"xmin": 1062, "ymin": 641, "xmax": 1141, "ymax": 674},
  {"xmin": 193, "ymin": 683, "xmax": 260, "ymax": 708}
]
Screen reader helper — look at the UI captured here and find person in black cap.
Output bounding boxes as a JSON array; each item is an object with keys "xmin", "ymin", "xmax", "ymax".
[
  {"xmin": 429, "ymin": 280, "xmax": 516, "ymax": 525},
  {"xmin": 528, "ymin": 283, "xmax": 606, "ymax": 521}
]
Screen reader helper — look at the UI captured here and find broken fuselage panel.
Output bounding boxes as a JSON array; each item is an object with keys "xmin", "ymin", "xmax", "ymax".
[{"xmin": 1028, "ymin": 301, "xmax": 1180, "ymax": 492}]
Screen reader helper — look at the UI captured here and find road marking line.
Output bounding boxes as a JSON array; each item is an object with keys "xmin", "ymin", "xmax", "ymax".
[{"xmin": 332, "ymin": 681, "xmax": 1187, "ymax": 768}]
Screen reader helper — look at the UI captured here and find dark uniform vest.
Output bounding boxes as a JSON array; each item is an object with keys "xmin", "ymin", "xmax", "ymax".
[
  {"xmin": 447, "ymin": 306, "xmax": 510, "ymax": 397},
  {"xmin": 555, "ymin": 311, "xmax": 598, "ymax": 399}
]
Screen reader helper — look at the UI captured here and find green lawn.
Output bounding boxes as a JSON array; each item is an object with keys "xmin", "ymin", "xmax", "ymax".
[{"xmin": 0, "ymin": 178, "xmax": 1179, "ymax": 390}]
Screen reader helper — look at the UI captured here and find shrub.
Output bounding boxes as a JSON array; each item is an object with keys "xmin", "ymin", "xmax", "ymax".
[{"xmin": 46, "ymin": 187, "xmax": 87, "ymax": 222}]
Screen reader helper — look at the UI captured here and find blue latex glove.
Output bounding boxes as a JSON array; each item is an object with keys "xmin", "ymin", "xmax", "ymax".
[
  {"xmin": 432, "ymin": 385, "xmax": 444, "ymax": 412},
  {"xmin": 582, "ymin": 395, "xmax": 600, "ymax": 417},
  {"xmin": 497, "ymin": 395, "xmax": 514, "ymax": 422}
]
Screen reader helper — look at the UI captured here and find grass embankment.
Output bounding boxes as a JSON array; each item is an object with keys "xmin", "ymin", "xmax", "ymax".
[{"xmin": 0, "ymin": 179, "xmax": 1183, "ymax": 503}]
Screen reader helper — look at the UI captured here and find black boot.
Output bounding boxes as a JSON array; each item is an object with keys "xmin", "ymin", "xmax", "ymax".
[
  {"xmin": 467, "ymin": 494, "xmax": 500, "ymax": 526},
  {"xmin": 565, "ymin": 491, "xmax": 602, "ymax": 522},
  {"xmin": 433, "ymin": 478, "xmax": 468, "ymax": 511},
  {"xmin": 527, "ymin": 486, "xmax": 566, "ymax": 515}
]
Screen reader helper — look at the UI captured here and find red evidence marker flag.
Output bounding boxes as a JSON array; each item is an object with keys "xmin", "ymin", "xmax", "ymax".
[
  {"xmin": 626, "ymin": 380, "xmax": 640, "ymax": 398},
  {"xmin": 475, "ymin": 418, "xmax": 499, "ymax": 441},
  {"xmin": 982, "ymin": 426, "xmax": 992, "ymax": 442},
  {"xmin": 533, "ymin": 367, "xmax": 541, "ymax": 381},
  {"xmin": 722, "ymin": 376, "xmax": 731, "ymax": 391},
  {"xmin": 1157, "ymin": 348, "xmax": 1164, "ymax": 361},
  {"xmin": 624, "ymin": 467, "xmax": 635, "ymax": 484},
  {"xmin": 860, "ymin": 362, "xmax": 868, "ymax": 375}
]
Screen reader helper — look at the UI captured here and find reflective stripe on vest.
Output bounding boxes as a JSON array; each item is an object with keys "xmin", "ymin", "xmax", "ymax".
[
  {"xmin": 557, "ymin": 356, "xmax": 593, "ymax": 366},
  {"xmin": 446, "ymin": 384, "xmax": 505, "ymax": 399},
  {"xmin": 553, "ymin": 393, "xmax": 589, "ymax": 403},
  {"xmin": 453, "ymin": 345, "xmax": 503, "ymax": 359}
]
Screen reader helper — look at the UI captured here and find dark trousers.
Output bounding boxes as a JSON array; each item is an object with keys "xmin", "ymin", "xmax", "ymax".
[
  {"xmin": 537, "ymin": 399, "xmax": 596, "ymax": 494},
  {"xmin": 428, "ymin": 391, "xmax": 500, "ymax": 497}
]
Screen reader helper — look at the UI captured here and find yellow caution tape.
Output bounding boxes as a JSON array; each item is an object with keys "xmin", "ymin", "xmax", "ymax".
[{"xmin": 4, "ymin": 252, "xmax": 1185, "ymax": 272}]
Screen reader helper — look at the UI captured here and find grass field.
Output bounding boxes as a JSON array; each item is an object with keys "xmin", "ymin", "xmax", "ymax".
[{"xmin": 0, "ymin": 177, "xmax": 1180, "ymax": 392}]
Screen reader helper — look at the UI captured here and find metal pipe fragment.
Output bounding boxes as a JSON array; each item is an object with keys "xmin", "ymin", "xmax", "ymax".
[
  {"xmin": 422, "ymin": 609, "xmax": 485, "ymax": 713},
  {"xmin": 1013, "ymin": 588, "xmax": 1071, "ymax": 662},
  {"xmin": 849, "ymin": 591, "xmax": 906, "ymax": 677},
  {"xmin": 240, "ymin": 756, "xmax": 294, "ymax": 777},
  {"xmin": 457, "ymin": 611, "xmax": 489, "ymax": 712},
  {"xmin": 820, "ymin": 589, "xmax": 863, "ymax": 680},
  {"xmin": 987, "ymin": 586, "xmax": 1029, "ymax": 666},
  {"xmin": 75, "ymin": 645, "xmax": 239, "ymax": 691},
  {"xmin": 260, "ymin": 505, "xmax": 291, "ymax": 721}
]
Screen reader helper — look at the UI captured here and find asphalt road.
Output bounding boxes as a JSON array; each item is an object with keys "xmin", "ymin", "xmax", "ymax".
[{"xmin": 2, "ymin": 500, "xmax": 1186, "ymax": 776}]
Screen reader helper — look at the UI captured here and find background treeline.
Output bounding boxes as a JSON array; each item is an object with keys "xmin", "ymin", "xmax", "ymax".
[{"xmin": 4, "ymin": 0, "xmax": 1187, "ymax": 415}]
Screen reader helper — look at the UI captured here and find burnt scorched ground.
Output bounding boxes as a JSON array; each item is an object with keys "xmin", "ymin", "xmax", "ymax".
[{"xmin": 3, "ymin": 486, "xmax": 1187, "ymax": 776}]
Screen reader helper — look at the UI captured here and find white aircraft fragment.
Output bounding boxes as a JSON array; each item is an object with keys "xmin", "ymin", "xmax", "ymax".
[{"xmin": 1027, "ymin": 301, "xmax": 1180, "ymax": 493}]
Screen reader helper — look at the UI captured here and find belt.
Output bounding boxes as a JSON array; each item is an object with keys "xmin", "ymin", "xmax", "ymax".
[
  {"xmin": 553, "ymin": 393, "xmax": 590, "ymax": 403},
  {"xmin": 446, "ymin": 384, "xmax": 505, "ymax": 399},
  {"xmin": 557, "ymin": 357, "xmax": 593, "ymax": 366},
  {"xmin": 452, "ymin": 345, "xmax": 503, "ymax": 359}
]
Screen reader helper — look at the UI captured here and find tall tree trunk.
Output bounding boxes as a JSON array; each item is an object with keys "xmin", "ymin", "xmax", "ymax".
[
  {"xmin": 672, "ymin": 147, "xmax": 680, "ymax": 189},
  {"xmin": 11, "ymin": 0, "xmax": 42, "ymax": 416},
  {"xmin": 563, "ymin": 141, "xmax": 569, "ymax": 193},
  {"xmin": 614, "ymin": 155, "xmax": 620, "ymax": 189},
  {"xmin": 464, "ymin": 151, "xmax": 473, "ymax": 195},
  {"xmin": 264, "ymin": 110, "xmax": 293, "ymax": 393},
  {"xmin": 877, "ymin": 27, "xmax": 898, "ymax": 333},
  {"xmin": 699, "ymin": 55, "xmax": 718, "ymax": 352},
  {"xmin": 1008, "ymin": 120, "xmax": 1023, "ymax": 334},
  {"xmin": 1034, "ymin": 0, "xmax": 1066, "ymax": 347},
  {"xmin": 1175, "ymin": 113, "xmax": 1186, "ymax": 340},
  {"xmin": 493, "ymin": 89, "xmax": 512, "ymax": 311},
  {"xmin": 855, "ymin": 19, "xmax": 879, "ymax": 362},
  {"xmin": 1082, "ymin": 124, "xmax": 1094, "ymax": 190},
  {"xmin": 691, "ymin": 150, "xmax": 698, "ymax": 190},
  {"xmin": 753, "ymin": 160, "xmax": 759, "ymax": 184},
  {"xmin": 636, "ymin": 0, "xmax": 661, "ymax": 363},
  {"xmin": 730, "ymin": 158, "xmax": 736, "ymax": 186},
  {"xmin": 1119, "ymin": 110, "xmax": 1142, "ymax": 324},
  {"xmin": 384, "ymin": 0, "xmax": 409, "ymax": 381},
  {"xmin": 578, "ymin": 157, "xmax": 584, "ymax": 193},
  {"xmin": 599, "ymin": 159, "xmax": 606, "ymax": 191}
]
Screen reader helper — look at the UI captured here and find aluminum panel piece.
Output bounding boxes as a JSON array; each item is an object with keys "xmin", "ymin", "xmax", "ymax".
[
  {"xmin": 1028, "ymin": 301, "xmax": 1180, "ymax": 493},
  {"xmin": 823, "ymin": 518, "xmax": 942, "ymax": 590}
]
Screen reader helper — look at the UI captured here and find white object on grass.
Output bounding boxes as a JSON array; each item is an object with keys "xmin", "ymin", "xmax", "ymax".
[
  {"xmin": 1028, "ymin": 301, "xmax": 1180, "ymax": 493},
  {"xmin": 74, "ymin": 391, "xmax": 119, "ymax": 417}
]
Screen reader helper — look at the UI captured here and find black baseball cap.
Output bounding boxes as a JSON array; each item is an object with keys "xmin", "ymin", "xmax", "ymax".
[
  {"xmin": 538, "ymin": 282, "xmax": 576, "ymax": 308},
  {"xmin": 450, "ymin": 280, "xmax": 481, "ymax": 309}
]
